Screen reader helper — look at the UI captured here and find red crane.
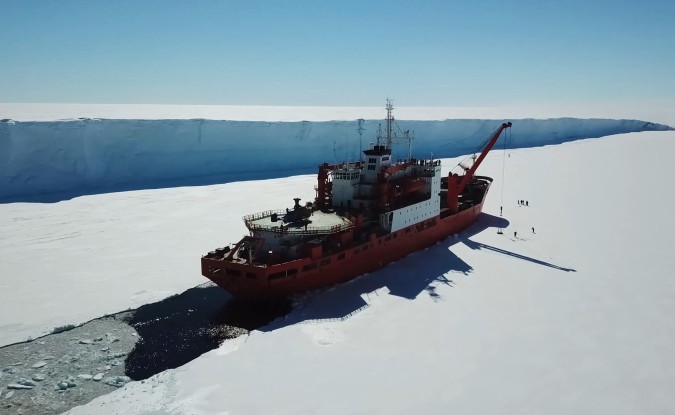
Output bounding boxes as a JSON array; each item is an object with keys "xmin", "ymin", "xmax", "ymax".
[{"xmin": 447, "ymin": 122, "xmax": 512, "ymax": 213}]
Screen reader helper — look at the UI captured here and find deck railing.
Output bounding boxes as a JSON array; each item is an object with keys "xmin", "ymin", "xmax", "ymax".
[
  {"xmin": 243, "ymin": 210, "xmax": 355, "ymax": 235},
  {"xmin": 242, "ymin": 209, "xmax": 288, "ymax": 223}
]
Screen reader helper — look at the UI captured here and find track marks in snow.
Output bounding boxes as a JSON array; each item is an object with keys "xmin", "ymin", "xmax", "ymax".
[{"xmin": 301, "ymin": 324, "xmax": 346, "ymax": 347}]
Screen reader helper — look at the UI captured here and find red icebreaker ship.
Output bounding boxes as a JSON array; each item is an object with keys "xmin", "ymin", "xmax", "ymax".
[{"xmin": 202, "ymin": 101, "xmax": 511, "ymax": 301}]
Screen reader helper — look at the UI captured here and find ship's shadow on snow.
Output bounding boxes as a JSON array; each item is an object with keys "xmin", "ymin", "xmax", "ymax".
[
  {"xmin": 262, "ymin": 213, "xmax": 502, "ymax": 331},
  {"xmin": 262, "ymin": 213, "xmax": 576, "ymax": 331}
]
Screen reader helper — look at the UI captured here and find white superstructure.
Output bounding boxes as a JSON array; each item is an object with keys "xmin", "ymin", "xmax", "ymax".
[{"xmin": 329, "ymin": 98, "xmax": 443, "ymax": 234}]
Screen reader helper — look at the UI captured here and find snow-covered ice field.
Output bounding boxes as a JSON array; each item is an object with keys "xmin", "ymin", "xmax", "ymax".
[{"xmin": 2, "ymin": 125, "xmax": 675, "ymax": 413}]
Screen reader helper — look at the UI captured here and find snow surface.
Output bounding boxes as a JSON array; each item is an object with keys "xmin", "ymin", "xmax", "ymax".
[
  {"xmin": 0, "ymin": 114, "xmax": 670, "ymax": 201},
  {"xmin": 2, "ymin": 129, "xmax": 674, "ymax": 414}
]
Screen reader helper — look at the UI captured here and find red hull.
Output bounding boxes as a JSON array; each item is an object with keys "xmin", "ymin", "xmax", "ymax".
[{"xmin": 202, "ymin": 187, "xmax": 489, "ymax": 301}]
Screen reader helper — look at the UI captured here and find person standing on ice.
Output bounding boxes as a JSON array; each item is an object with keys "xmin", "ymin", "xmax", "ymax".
[
  {"xmin": 532, "ymin": 227, "xmax": 535, "ymax": 233},
  {"xmin": 514, "ymin": 231, "xmax": 517, "ymax": 238}
]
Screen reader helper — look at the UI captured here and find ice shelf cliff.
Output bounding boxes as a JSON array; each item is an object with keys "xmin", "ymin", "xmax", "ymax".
[{"xmin": 0, "ymin": 117, "xmax": 670, "ymax": 201}]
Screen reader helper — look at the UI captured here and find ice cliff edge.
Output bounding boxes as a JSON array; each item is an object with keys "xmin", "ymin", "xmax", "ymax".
[{"xmin": 0, "ymin": 117, "xmax": 671, "ymax": 202}]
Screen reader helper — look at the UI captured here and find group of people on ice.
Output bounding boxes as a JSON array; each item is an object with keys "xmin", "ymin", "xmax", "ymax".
[{"xmin": 511, "ymin": 199, "xmax": 535, "ymax": 239}]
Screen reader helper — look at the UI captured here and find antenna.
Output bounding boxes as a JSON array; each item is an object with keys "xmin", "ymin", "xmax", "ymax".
[
  {"xmin": 356, "ymin": 119, "xmax": 366, "ymax": 161},
  {"xmin": 409, "ymin": 130, "xmax": 414, "ymax": 160},
  {"xmin": 376, "ymin": 99, "xmax": 395, "ymax": 149},
  {"xmin": 385, "ymin": 98, "xmax": 394, "ymax": 149}
]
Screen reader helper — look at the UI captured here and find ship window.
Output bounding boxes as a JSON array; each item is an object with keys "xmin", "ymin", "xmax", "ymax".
[
  {"xmin": 303, "ymin": 263, "xmax": 317, "ymax": 271},
  {"xmin": 382, "ymin": 156, "xmax": 390, "ymax": 161},
  {"xmin": 245, "ymin": 272, "xmax": 256, "ymax": 279},
  {"xmin": 384, "ymin": 235, "xmax": 392, "ymax": 241},
  {"xmin": 268, "ymin": 271, "xmax": 286, "ymax": 280},
  {"xmin": 226, "ymin": 268, "xmax": 241, "ymax": 276},
  {"xmin": 320, "ymin": 258, "xmax": 331, "ymax": 266},
  {"xmin": 337, "ymin": 253, "xmax": 346, "ymax": 260},
  {"xmin": 367, "ymin": 165, "xmax": 376, "ymax": 171},
  {"xmin": 287, "ymin": 268, "xmax": 298, "ymax": 276},
  {"xmin": 405, "ymin": 228, "xmax": 411, "ymax": 233},
  {"xmin": 369, "ymin": 158, "xmax": 376, "ymax": 164}
]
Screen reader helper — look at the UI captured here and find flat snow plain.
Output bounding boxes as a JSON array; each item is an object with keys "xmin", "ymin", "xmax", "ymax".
[{"xmin": 2, "ymin": 130, "xmax": 674, "ymax": 414}]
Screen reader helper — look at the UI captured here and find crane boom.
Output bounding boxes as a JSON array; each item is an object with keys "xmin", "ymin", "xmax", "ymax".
[
  {"xmin": 446, "ymin": 122, "xmax": 512, "ymax": 214},
  {"xmin": 456, "ymin": 122, "xmax": 512, "ymax": 194}
]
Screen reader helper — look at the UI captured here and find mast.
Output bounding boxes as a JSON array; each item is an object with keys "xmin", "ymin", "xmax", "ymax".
[
  {"xmin": 376, "ymin": 98, "xmax": 395, "ymax": 149},
  {"xmin": 385, "ymin": 99, "xmax": 394, "ymax": 149},
  {"xmin": 356, "ymin": 119, "xmax": 366, "ymax": 162},
  {"xmin": 374, "ymin": 99, "xmax": 414, "ymax": 159}
]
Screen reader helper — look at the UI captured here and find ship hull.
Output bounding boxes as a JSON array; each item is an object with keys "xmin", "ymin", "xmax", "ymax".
[{"xmin": 202, "ymin": 184, "xmax": 490, "ymax": 301}]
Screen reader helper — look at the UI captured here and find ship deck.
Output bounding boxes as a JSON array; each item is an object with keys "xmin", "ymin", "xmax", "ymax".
[{"xmin": 247, "ymin": 210, "xmax": 354, "ymax": 234}]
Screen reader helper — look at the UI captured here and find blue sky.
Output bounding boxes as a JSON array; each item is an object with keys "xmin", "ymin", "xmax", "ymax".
[{"xmin": 1, "ymin": 0, "xmax": 674, "ymax": 106}]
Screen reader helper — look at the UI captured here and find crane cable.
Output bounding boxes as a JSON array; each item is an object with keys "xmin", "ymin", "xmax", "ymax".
[{"xmin": 498, "ymin": 124, "xmax": 509, "ymax": 233}]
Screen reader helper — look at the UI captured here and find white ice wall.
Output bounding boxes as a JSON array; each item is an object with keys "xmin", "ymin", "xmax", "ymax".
[{"xmin": 0, "ymin": 118, "xmax": 670, "ymax": 201}]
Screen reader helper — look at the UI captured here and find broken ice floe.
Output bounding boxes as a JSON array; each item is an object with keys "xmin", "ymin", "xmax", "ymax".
[
  {"xmin": 31, "ymin": 373, "xmax": 45, "ymax": 382},
  {"xmin": 52, "ymin": 324, "xmax": 77, "ymax": 334},
  {"xmin": 7, "ymin": 383, "xmax": 33, "ymax": 390},
  {"xmin": 54, "ymin": 377, "xmax": 78, "ymax": 390},
  {"xmin": 103, "ymin": 376, "xmax": 131, "ymax": 388},
  {"xmin": 16, "ymin": 379, "xmax": 36, "ymax": 387}
]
